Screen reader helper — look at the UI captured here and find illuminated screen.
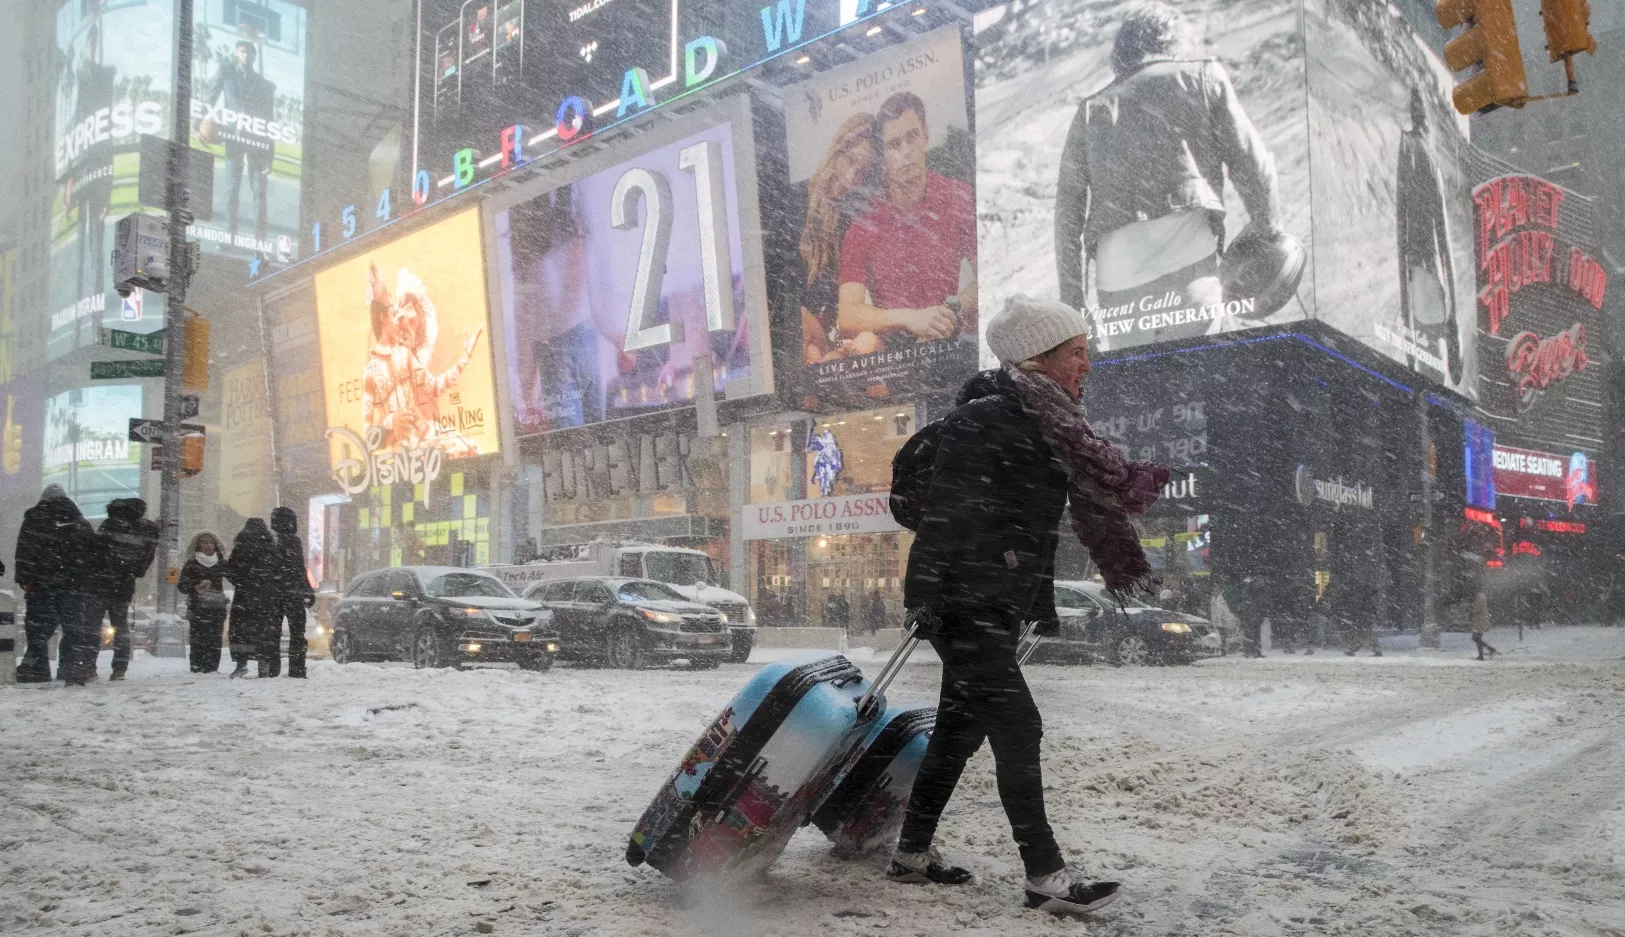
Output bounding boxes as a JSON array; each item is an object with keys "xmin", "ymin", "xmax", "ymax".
[
  {"xmin": 494, "ymin": 119, "xmax": 752, "ymax": 435},
  {"xmin": 48, "ymin": 0, "xmax": 176, "ymax": 360},
  {"xmin": 41, "ymin": 384, "xmax": 145, "ymax": 521},
  {"xmin": 187, "ymin": 0, "xmax": 308, "ymax": 261},
  {"xmin": 312, "ymin": 208, "xmax": 500, "ymax": 469}
]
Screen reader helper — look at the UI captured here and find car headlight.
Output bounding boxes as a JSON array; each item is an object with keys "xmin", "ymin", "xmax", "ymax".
[
  {"xmin": 545, "ymin": 642, "xmax": 559, "ymax": 653},
  {"xmin": 746, "ymin": 605, "xmax": 757, "ymax": 625},
  {"xmin": 641, "ymin": 608, "xmax": 682, "ymax": 624},
  {"xmin": 1159, "ymin": 622, "xmax": 1192, "ymax": 634},
  {"xmin": 448, "ymin": 606, "xmax": 488, "ymax": 619}
]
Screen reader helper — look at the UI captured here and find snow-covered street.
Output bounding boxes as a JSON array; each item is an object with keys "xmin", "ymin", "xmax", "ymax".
[{"xmin": 4, "ymin": 627, "xmax": 1624, "ymax": 937}]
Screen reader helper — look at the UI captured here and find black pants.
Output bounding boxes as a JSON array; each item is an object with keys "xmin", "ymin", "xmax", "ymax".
[
  {"xmin": 85, "ymin": 595, "xmax": 133, "ymax": 671},
  {"xmin": 1472, "ymin": 632, "xmax": 1497, "ymax": 658},
  {"xmin": 189, "ymin": 612, "xmax": 226, "ymax": 672},
  {"xmin": 898, "ymin": 614, "xmax": 1064, "ymax": 878},
  {"xmin": 283, "ymin": 604, "xmax": 307, "ymax": 677},
  {"xmin": 20, "ymin": 588, "xmax": 82, "ymax": 680}
]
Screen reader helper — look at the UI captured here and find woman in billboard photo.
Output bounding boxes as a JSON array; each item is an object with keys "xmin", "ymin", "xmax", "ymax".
[
  {"xmin": 799, "ymin": 113, "xmax": 881, "ymax": 365},
  {"xmin": 363, "ymin": 263, "xmax": 485, "ymax": 457},
  {"xmin": 1396, "ymin": 87, "xmax": 1460, "ymax": 384}
]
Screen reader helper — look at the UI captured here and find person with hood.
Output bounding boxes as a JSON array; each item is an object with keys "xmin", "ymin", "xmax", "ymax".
[
  {"xmin": 84, "ymin": 497, "xmax": 159, "ymax": 680},
  {"xmin": 269, "ymin": 507, "xmax": 316, "ymax": 679},
  {"xmin": 890, "ymin": 296, "xmax": 1167, "ymax": 915},
  {"xmin": 224, "ymin": 519, "xmax": 282, "ymax": 678},
  {"xmin": 178, "ymin": 532, "xmax": 229, "ymax": 673},
  {"xmin": 14, "ymin": 485, "xmax": 100, "ymax": 684}
]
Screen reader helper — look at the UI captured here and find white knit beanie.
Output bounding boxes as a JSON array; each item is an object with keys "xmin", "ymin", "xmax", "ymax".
[{"xmin": 985, "ymin": 295, "xmax": 1091, "ymax": 365}]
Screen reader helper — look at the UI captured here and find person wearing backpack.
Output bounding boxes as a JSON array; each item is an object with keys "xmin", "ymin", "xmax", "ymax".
[
  {"xmin": 886, "ymin": 295, "xmax": 1167, "ymax": 916},
  {"xmin": 84, "ymin": 498, "xmax": 159, "ymax": 681}
]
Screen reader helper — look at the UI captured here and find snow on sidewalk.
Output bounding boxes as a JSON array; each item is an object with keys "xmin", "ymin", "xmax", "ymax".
[{"xmin": 1, "ymin": 627, "xmax": 1622, "ymax": 936}]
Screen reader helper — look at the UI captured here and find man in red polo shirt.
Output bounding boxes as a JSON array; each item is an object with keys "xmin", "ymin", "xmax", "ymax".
[{"xmin": 837, "ymin": 92, "xmax": 977, "ymax": 351}]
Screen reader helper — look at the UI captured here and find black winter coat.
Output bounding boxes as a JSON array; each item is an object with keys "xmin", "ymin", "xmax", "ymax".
[
  {"xmin": 88, "ymin": 498, "xmax": 159, "ymax": 603},
  {"xmin": 273, "ymin": 533, "xmax": 315, "ymax": 610},
  {"xmin": 15, "ymin": 494, "xmax": 97, "ymax": 591},
  {"xmin": 903, "ymin": 370, "xmax": 1140, "ymax": 630},
  {"xmin": 177, "ymin": 557, "xmax": 227, "ymax": 620}
]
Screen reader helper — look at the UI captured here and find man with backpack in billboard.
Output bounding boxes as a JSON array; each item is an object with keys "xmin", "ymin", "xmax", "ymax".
[{"xmin": 886, "ymin": 295, "xmax": 1167, "ymax": 915}]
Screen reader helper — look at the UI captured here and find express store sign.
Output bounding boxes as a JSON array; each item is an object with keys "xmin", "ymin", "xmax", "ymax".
[{"xmin": 1492, "ymin": 444, "xmax": 1596, "ymax": 509}]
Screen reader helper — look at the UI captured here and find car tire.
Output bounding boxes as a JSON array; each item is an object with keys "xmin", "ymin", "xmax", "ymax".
[
  {"xmin": 1110, "ymin": 633, "xmax": 1153, "ymax": 667},
  {"xmin": 331, "ymin": 629, "xmax": 355, "ymax": 665},
  {"xmin": 726, "ymin": 631, "xmax": 754, "ymax": 664},
  {"xmin": 606, "ymin": 627, "xmax": 645, "ymax": 669},
  {"xmin": 412, "ymin": 627, "xmax": 449, "ymax": 670},
  {"xmin": 518, "ymin": 653, "xmax": 553, "ymax": 672}
]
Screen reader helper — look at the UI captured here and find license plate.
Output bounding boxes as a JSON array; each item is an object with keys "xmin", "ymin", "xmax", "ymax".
[
  {"xmin": 692, "ymin": 634, "xmax": 719, "ymax": 644},
  {"xmin": 512, "ymin": 632, "xmax": 532, "ymax": 642}
]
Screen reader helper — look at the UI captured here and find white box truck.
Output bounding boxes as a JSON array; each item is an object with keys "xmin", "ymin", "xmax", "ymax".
[{"xmin": 486, "ymin": 542, "xmax": 757, "ymax": 662}]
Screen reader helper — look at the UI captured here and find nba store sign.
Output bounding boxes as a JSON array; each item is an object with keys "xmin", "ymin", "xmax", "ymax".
[{"xmin": 743, "ymin": 492, "xmax": 901, "ymax": 540}]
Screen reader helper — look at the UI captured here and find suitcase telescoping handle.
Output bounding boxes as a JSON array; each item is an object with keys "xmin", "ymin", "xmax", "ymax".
[
  {"xmin": 855, "ymin": 621, "xmax": 923, "ymax": 720},
  {"xmin": 856, "ymin": 619, "xmax": 1045, "ymax": 719}
]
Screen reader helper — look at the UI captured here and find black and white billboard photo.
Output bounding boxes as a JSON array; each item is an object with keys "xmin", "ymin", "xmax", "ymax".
[{"xmin": 974, "ymin": 0, "xmax": 1312, "ymax": 357}]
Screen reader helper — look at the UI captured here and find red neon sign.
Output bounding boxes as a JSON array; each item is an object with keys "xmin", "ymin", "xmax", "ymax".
[
  {"xmin": 1535, "ymin": 519, "xmax": 1586, "ymax": 534},
  {"xmin": 1511, "ymin": 541, "xmax": 1542, "ymax": 557},
  {"xmin": 1464, "ymin": 507, "xmax": 1500, "ymax": 529}
]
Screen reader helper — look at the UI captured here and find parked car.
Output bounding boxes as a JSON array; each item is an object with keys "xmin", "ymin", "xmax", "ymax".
[
  {"xmin": 330, "ymin": 567, "xmax": 559, "ymax": 671},
  {"xmin": 521, "ymin": 576, "xmax": 731, "ymax": 669},
  {"xmin": 1028, "ymin": 580, "xmax": 1222, "ymax": 666}
]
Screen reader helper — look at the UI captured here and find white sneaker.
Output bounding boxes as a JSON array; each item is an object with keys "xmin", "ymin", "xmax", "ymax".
[
  {"xmin": 886, "ymin": 845, "xmax": 973, "ymax": 885},
  {"xmin": 1024, "ymin": 865, "xmax": 1121, "ymax": 914}
]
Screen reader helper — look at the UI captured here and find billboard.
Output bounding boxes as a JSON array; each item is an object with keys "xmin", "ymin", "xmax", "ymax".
[
  {"xmin": 219, "ymin": 358, "xmax": 270, "ymax": 517},
  {"xmin": 1304, "ymin": 0, "xmax": 1479, "ymax": 395},
  {"xmin": 492, "ymin": 110, "xmax": 766, "ymax": 435},
  {"xmin": 264, "ymin": 281, "xmax": 326, "ymax": 485},
  {"xmin": 1493, "ymin": 444, "xmax": 1597, "ymax": 510},
  {"xmin": 48, "ymin": 0, "xmax": 176, "ymax": 359},
  {"xmin": 975, "ymin": 0, "xmax": 1312, "ymax": 358},
  {"xmin": 778, "ymin": 27, "xmax": 977, "ymax": 409},
  {"xmin": 1467, "ymin": 155, "xmax": 1608, "ymax": 454},
  {"xmin": 186, "ymin": 0, "xmax": 308, "ymax": 261},
  {"xmin": 41, "ymin": 384, "xmax": 145, "ymax": 520},
  {"xmin": 312, "ymin": 208, "xmax": 499, "ymax": 484}
]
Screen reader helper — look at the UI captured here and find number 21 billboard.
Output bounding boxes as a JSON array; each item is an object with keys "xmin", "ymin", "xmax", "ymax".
[{"xmin": 490, "ymin": 98, "xmax": 773, "ymax": 437}]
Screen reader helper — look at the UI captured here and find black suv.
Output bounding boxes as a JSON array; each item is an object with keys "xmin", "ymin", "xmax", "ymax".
[
  {"xmin": 1027, "ymin": 580, "xmax": 1222, "ymax": 666},
  {"xmin": 331, "ymin": 567, "xmax": 559, "ymax": 671},
  {"xmin": 521, "ymin": 577, "xmax": 730, "ymax": 669}
]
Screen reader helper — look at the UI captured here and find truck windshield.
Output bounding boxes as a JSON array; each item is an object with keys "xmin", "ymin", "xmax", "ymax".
[{"xmin": 641, "ymin": 551, "xmax": 717, "ymax": 586}]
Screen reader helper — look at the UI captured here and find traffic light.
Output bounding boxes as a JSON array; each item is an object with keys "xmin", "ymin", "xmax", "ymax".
[
  {"xmin": 182, "ymin": 312, "xmax": 209, "ymax": 392},
  {"xmin": 1540, "ymin": 0, "xmax": 1596, "ymax": 62},
  {"xmin": 1436, "ymin": 0, "xmax": 1528, "ymax": 114}
]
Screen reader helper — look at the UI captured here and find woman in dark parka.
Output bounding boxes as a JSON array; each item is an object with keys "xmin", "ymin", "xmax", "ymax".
[
  {"xmin": 224, "ymin": 519, "xmax": 283, "ymax": 678},
  {"xmin": 890, "ymin": 295, "xmax": 1167, "ymax": 916},
  {"xmin": 178, "ymin": 531, "xmax": 228, "ymax": 673}
]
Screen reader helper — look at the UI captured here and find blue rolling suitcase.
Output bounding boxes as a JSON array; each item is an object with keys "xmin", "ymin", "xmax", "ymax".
[
  {"xmin": 810, "ymin": 704, "xmax": 936, "ymax": 856},
  {"xmin": 627, "ymin": 650, "xmax": 890, "ymax": 881},
  {"xmin": 810, "ymin": 622, "xmax": 1045, "ymax": 857}
]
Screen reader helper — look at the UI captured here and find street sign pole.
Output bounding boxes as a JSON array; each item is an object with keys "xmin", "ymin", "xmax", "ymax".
[{"xmin": 154, "ymin": 0, "xmax": 195, "ymax": 658}]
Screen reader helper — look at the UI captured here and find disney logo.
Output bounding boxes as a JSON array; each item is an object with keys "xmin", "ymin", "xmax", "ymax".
[
  {"xmin": 326, "ymin": 425, "xmax": 444, "ymax": 496},
  {"xmin": 1506, "ymin": 323, "xmax": 1589, "ymax": 411}
]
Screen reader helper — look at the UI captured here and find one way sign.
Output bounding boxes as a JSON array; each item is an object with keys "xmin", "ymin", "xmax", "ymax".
[{"xmin": 128, "ymin": 418, "xmax": 204, "ymax": 443}]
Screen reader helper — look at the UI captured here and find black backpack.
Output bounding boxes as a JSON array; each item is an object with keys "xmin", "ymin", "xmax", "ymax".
[{"xmin": 889, "ymin": 419, "xmax": 947, "ymax": 532}]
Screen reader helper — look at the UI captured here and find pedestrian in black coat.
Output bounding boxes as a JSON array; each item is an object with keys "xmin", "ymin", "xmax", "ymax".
[
  {"xmin": 13, "ymin": 485, "xmax": 99, "ymax": 684},
  {"xmin": 269, "ymin": 507, "xmax": 316, "ymax": 678},
  {"xmin": 85, "ymin": 497, "xmax": 159, "ymax": 680},
  {"xmin": 892, "ymin": 296, "xmax": 1167, "ymax": 916},
  {"xmin": 224, "ymin": 519, "xmax": 282, "ymax": 678},
  {"xmin": 178, "ymin": 532, "xmax": 229, "ymax": 673}
]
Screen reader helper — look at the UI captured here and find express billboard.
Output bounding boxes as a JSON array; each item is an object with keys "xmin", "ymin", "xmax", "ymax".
[
  {"xmin": 778, "ymin": 26, "xmax": 977, "ymax": 409},
  {"xmin": 312, "ymin": 208, "xmax": 500, "ymax": 488},
  {"xmin": 186, "ymin": 0, "xmax": 308, "ymax": 261},
  {"xmin": 41, "ymin": 384, "xmax": 145, "ymax": 520},
  {"xmin": 491, "ymin": 102, "xmax": 770, "ymax": 436},
  {"xmin": 975, "ymin": 0, "xmax": 1312, "ymax": 358},
  {"xmin": 48, "ymin": 0, "xmax": 175, "ymax": 359}
]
